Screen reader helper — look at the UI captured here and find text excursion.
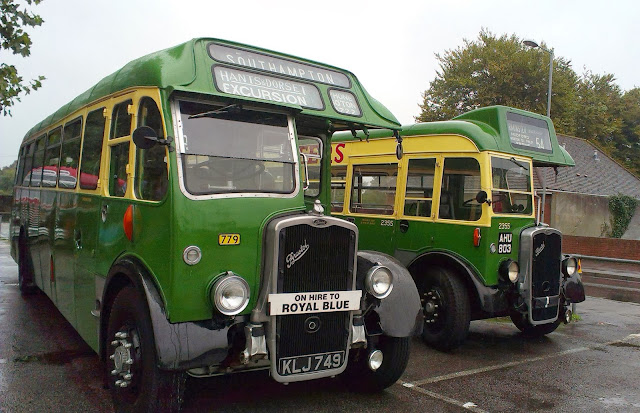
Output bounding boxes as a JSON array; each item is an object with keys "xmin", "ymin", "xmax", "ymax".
[{"xmin": 268, "ymin": 290, "xmax": 362, "ymax": 316}]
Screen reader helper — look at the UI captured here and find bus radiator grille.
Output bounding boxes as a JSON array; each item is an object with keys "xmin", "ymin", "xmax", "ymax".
[
  {"xmin": 275, "ymin": 224, "xmax": 355, "ymax": 366},
  {"xmin": 530, "ymin": 232, "xmax": 562, "ymax": 322}
]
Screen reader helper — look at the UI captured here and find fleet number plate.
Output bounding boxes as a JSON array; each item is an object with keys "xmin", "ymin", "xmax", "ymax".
[
  {"xmin": 279, "ymin": 351, "xmax": 344, "ymax": 376},
  {"xmin": 268, "ymin": 290, "xmax": 362, "ymax": 315},
  {"xmin": 218, "ymin": 234, "xmax": 240, "ymax": 245}
]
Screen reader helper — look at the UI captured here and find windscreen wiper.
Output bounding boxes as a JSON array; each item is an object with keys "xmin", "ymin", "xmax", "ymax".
[
  {"xmin": 509, "ymin": 157, "xmax": 528, "ymax": 170},
  {"xmin": 188, "ymin": 104, "xmax": 242, "ymax": 119}
]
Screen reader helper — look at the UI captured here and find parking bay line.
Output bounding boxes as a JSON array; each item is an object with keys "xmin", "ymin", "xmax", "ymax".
[
  {"xmin": 407, "ymin": 334, "xmax": 638, "ymax": 388},
  {"xmin": 398, "ymin": 381, "xmax": 490, "ymax": 413}
]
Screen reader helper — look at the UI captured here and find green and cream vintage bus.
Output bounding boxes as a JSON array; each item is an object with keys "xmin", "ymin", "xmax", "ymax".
[
  {"xmin": 10, "ymin": 38, "xmax": 422, "ymax": 412},
  {"xmin": 331, "ymin": 106, "xmax": 585, "ymax": 351}
]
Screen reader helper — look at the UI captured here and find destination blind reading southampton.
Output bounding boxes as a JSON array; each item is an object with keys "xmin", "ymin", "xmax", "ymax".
[{"xmin": 209, "ymin": 43, "xmax": 361, "ymax": 115}]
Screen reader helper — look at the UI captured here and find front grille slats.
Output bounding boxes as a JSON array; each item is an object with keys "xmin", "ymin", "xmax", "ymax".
[
  {"xmin": 275, "ymin": 223, "xmax": 355, "ymax": 370},
  {"xmin": 530, "ymin": 231, "xmax": 562, "ymax": 321}
]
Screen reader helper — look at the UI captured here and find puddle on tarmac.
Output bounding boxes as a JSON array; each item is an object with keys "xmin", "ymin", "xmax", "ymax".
[{"xmin": 13, "ymin": 349, "xmax": 94, "ymax": 365}]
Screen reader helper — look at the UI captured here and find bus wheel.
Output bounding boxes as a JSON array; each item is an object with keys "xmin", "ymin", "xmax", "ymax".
[
  {"xmin": 344, "ymin": 335, "xmax": 410, "ymax": 392},
  {"xmin": 509, "ymin": 310, "xmax": 561, "ymax": 337},
  {"xmin": 419, "ymin": 267, "xmax": 470, "ymax": 351},
  {"xmin": 106, "ymin": 286, "xmax": 186, "ymax": 413},
  {"xmin": 18, "ymin": 237, "xmax": 37, "ymax": 295}
]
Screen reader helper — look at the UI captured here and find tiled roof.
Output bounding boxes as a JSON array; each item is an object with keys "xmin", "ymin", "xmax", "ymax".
[{"xmin": 534, "ymin": 135, "xmax": 640, "ymax": 199}]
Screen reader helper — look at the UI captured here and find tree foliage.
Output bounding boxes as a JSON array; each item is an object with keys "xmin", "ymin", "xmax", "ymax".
[
  {"xmin": 0, "ymin": 160, "xmax": 17, "ymax": 195},
  {"xmin": 608, "ymin": 194, "xmax": 638, "ymax": 238},
  {"xmin": 0, "ymin": 0, "xmax": 45, "ymax": 116},
  {"xmin": 416, "ymin": 29, "xmax": 640, "ymax": 177}
]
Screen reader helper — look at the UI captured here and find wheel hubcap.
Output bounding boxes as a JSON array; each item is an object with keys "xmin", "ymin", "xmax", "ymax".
[
  {"xmin": 109, "ymin": 329, "xmax": 137, "ymax": 389},
  {"xmin": 421, "ymin": 288, "xmax": 443, "ymax": 326}
]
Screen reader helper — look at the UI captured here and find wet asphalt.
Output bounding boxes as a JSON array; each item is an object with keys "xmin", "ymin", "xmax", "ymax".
[{"xmin": 0, "ymin": 235, "xmax": 639, "ymax": 412}]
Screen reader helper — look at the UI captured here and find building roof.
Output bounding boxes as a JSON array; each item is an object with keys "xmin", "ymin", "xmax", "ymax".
[{"xmin": 534, "ymin": 135, "xmax": 640, "ymax": 199}]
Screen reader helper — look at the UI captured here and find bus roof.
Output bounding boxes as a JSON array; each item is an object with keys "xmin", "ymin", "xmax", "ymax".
[
  {"xmin": 24, "ymin": 38, "xmax": 400, "ymax": 141},
  {"xmin": 333, "ymin": 106, "xmax": 574, "ymax": 167}
]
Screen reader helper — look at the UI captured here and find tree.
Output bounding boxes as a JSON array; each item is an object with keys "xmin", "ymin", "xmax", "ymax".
[
  {"xmin": 1, "ymin": 0, "xmax": 45, "ymax": 116},
  {"xmin": 0, "ymin": 160, "xmax": 17, "ymax": 195},
  {"xmin": 416, "ymin": 29, "xmax": 579, "ymax": 135}
]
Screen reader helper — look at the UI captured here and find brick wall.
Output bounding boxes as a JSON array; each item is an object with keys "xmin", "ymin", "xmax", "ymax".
[{"xmin": 563, "ymin": 235, "xmax": 640, "ymax": 261}]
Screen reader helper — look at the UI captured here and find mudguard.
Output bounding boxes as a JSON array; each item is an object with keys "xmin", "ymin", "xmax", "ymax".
[
  {"xmin": 103, "ymin": 259, "xmax": 233, "ymax": 371},
  {"xmin": 357, "ymin": 251, "xmax": 423, "ymax": 337},
  {"xmin": 562, "ymin": 272, "xmax": 586, "ymax": 304}
]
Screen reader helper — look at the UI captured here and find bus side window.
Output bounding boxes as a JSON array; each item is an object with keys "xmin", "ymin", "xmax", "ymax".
[
  {"xmin": 43, "ymin": 128, "xmax": 62, "ymax": 187},
  {"xmin": 440, "ymin": 157, "xmax": 482, "ymax": 221},
  {"xmin": 30, "ymin": 135, "xmax": 46, "ymax": 187},
  {"xmin": 80, "ymin": 108, "xmax": 106, "ymax": 190},
  {"xmin": 60, "ymin": 118, "xmax": 82, "ymax": 189},
  {"xmin": 403, "ymin": 158, "xmax": 436, "ymax": 218},
  {"xmin": 135, "ymin": 97, "xmax": 167, "ymax": 201},
  {"xmin": 350, "ymin": 164, "xmax": 397, "ymax": 215},
  {"xmin": 109, "ymin": 100, "xmax": 132, "ymax": 197}
]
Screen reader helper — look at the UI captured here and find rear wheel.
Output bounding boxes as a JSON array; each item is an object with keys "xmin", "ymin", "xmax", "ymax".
[
  {"xmin": 510, "ymin": 310, "xmax": 561, "ymax": 337},
  {"xmin": 18, "ymin": 236, "xmax": 37, "ymax": 295},
  {"xmin": 106, "ymin": 286, "xmax": 186, "ymax": 413},
  {"xmin": 345, "ymin": 335, "xmax": 410, "ymax": 392},
  {"xmin": 418, "ymin": 266, "xmax": 470, "ymax": 351}
]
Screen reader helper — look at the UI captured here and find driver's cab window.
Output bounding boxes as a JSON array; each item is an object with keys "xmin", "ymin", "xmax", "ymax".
[
  {"xmin": 299, "ymin": 136, "xmax": 322, "ymax": 198},
  {"xmin": 440, "ymin": 157, "xmax": 481, "ymax": 221}
]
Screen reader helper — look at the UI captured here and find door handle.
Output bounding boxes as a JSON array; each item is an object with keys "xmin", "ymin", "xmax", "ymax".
[
  {"xmin": 399, "ymin": 220, "xmax": 409, "ymax": 233},
  {"xmin": 74, "ymin": 230, "xmax": 82, "ymax": 250},
  {"xmin": 101, "ymin": 205, "xmax": 108, "ymax": 222}
]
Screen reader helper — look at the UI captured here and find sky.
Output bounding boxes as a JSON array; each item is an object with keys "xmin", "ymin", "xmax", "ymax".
[{"xmin": 1, "ymin": 0, "xmax": 639, "ymax": 168}]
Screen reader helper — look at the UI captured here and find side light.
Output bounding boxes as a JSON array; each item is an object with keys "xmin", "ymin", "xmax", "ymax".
[
  {"xmin": 499, "ymin": 259, "xmax": 519, "ymax": 283},
  {"xmin": 473, "ymin": 228, "xmax": 482, "ymax": 247},
  {"xmin": 211, "ymin": 273, "xmax": 250, "ymax": 316},
  {"xmin": 365, "ymin": 265, "xmax": 394, "ymax": 299},
  {"xmin": 562, "ymin": 257, "xmax": 577, "ymax": 276},
  {"xmin": 123, "ymin": 205, "xmax": 134, "ymax": 241}
]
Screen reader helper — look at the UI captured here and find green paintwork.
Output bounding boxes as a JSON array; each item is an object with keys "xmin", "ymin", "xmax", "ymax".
[
  {"xmin": 13, "ymin": 38, "xmax": 405, "ymax": 348},
  {"xmin": 24, "ymin": 38, "xmax": 400, "ymax": 141},
  {"xmin": 334, "ymin": 105, "xmax": 574, "ymax": 167}
]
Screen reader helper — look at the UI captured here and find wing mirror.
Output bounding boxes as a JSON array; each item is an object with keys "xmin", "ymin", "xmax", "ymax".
[
  {"xmin": 132, "ymin": 126, "xmax": 173, "ymax": 151},
  {"xmin": 476, "ymin": 190, "xmax": 491, "ymax": 205}
]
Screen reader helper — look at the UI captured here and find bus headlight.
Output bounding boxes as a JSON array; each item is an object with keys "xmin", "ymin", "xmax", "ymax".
[
  {"xmin": 211, "ymin": 273, "xmax": 250, "ymax": 315},
  {"xmin": 562, "ymin": 257, "xmax": 577, "ymax": 276},
  {"xmin": 499, "ymin": 259, "xmax": 519, "ymax": 283},
  {"xmin": 365, "ymin": 265, "xmax": 394, "ymax": 299}
]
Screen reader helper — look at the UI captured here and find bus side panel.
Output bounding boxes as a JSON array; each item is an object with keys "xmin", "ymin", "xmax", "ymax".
[
  {"xmin": 54, "ymin": 191, "xmax": 78, "ymax": 325},
  {"xmin": 39, "ymin": 189, "xmax": 58, "ymax": 303},
  {"xmin": 27, "ymin": 187, "xmax": 44, "ymax": 291},
  {"xmin": 74, "ymin": 194, "xmax": 102, "ymax": 351}
]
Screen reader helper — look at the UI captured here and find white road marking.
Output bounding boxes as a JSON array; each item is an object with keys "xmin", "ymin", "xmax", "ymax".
[
  {"xmin": 398, "ymin": 380, "xmax": 489, "ymax": 413},
  {"xmin": 407, "ymin": 334, "xmax": 638, "ymax": 388},
  {"xmin": 398, "ymin": 333, "xmax": 640, "ymax": 412}
]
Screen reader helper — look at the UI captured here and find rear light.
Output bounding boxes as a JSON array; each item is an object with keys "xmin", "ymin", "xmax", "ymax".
[{"xmin": 473, "ymin": 228, "xmax": 481, "ymax": 247}]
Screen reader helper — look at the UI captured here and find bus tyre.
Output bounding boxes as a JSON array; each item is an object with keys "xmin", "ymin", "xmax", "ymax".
[
  {"xmin": 18, "ymin": 237, "xmax": 37, "ymax": 295},
  {"xmin": 509, "ymin": 310, "xmax": 561, "ymax": 337},
  {"xmin": 419, "ymin": 267, "xmax": 470, "ymax": 351},
  {"xmin": 106, "ymin": 286, "xmax": 186, "ymax": 413},
  {"xmin": 344, "ymin": 335, "xmax": 410, "ymax": 392}
]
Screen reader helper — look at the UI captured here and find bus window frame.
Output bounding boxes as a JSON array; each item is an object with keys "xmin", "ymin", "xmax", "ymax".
[
  {"xmin": 42, "ymin": 126, "xmax": 63, "ymax": 188},
  {"xmin": 399, "ymin": 155, "xmax": 440, "ymax": 221},
  {"xmin": 489, "ymin": 152, "xmax": 535, "ymax": 218},
  {"xmin": 170, "ymin": 97, "xmax": 301, "ymax": 201},
  {"xmin": 298, "ymin": 135, "xmax": 323, "ymax": 198},
  {"xmin": 347, "ymin": 158, "xmax": 399, "ymax": 217},
  {"xmin": 59, "ymin": 116, "xmax": 84, "ymax": 190},
  {"xmin": 134, "ymin": 95, "xmax": 169, "ymax": 202},
  {"xmin": 106, "ymin": 98, "xmax": 134, "ymax": 198}
]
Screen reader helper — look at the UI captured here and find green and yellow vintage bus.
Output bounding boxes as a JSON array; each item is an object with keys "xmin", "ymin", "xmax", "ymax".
[
  {"xmin": 331, "ymin": 106, "xmax": 585, "ymax": 351},
  {"xmin": 10, "ymin": 38, "xmax": 422, "ymax": 411}
]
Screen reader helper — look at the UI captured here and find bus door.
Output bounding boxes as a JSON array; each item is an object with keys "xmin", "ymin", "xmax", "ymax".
[
  {"xmin": 347, "ymin": 162, "xmax": 399, "ymax": 256},
  {"xmin": 73, "ymin": 107, "xmax": 107, "ymax": 348},
  {"xmin": 394, "ymin": 156, "xmax": 439, "ymax": 254}
]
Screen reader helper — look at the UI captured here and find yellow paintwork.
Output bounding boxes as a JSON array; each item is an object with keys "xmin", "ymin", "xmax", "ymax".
[
  {"xmin": 19, "ymin": 87, "xmax": 168, "ymax": 202},
  {"xmin": 331, "ymin": 134, "xmax": 536, "ymax": 226}
]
